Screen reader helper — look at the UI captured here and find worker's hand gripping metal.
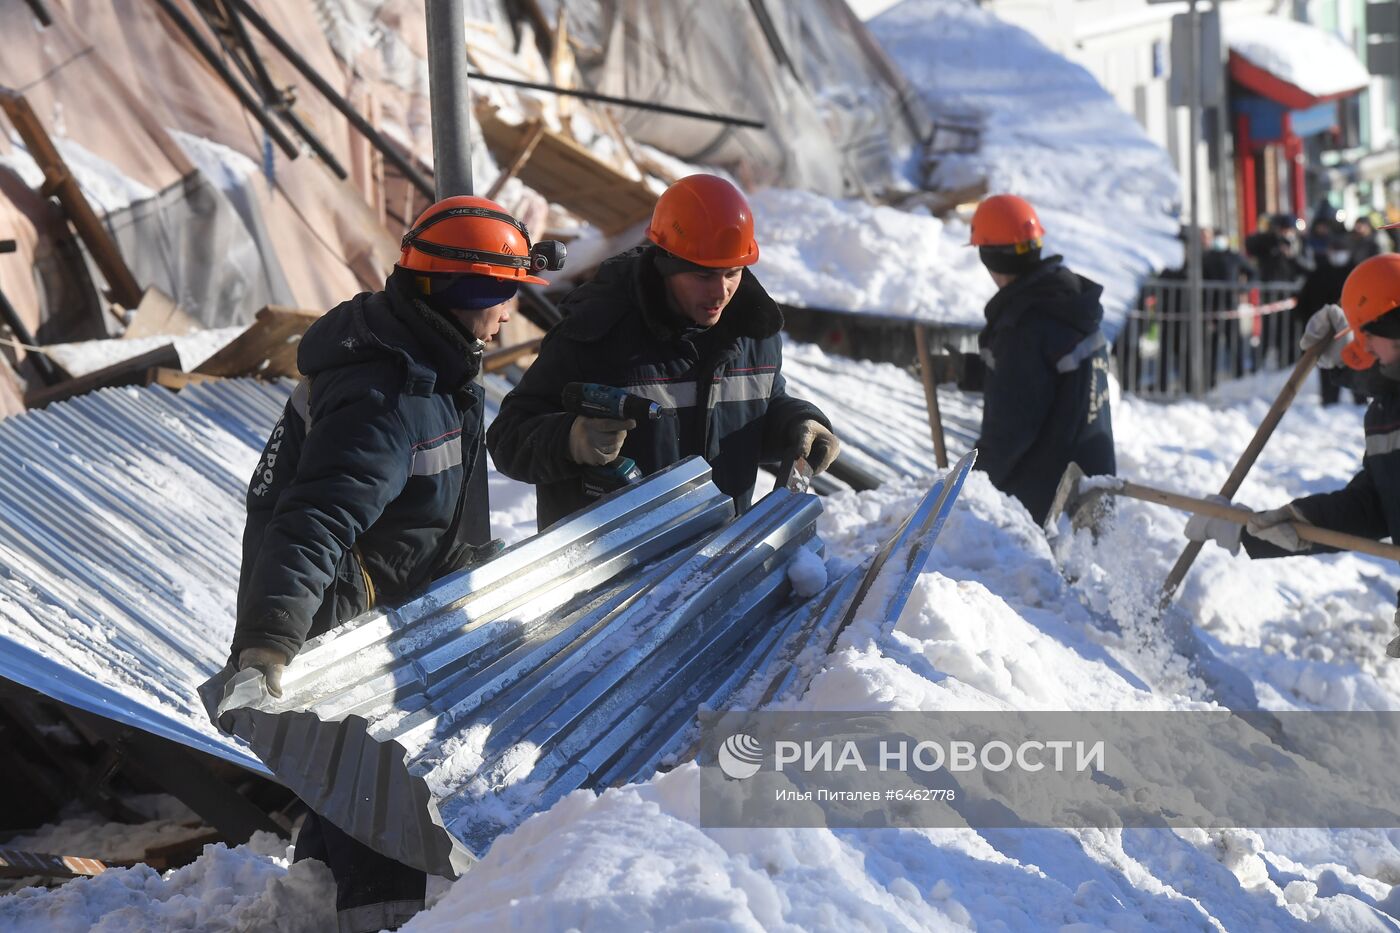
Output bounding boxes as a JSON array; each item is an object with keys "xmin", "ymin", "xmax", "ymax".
[{"xmin": 562, "ymin": 382, "xmax": 661, "ymax": 498}]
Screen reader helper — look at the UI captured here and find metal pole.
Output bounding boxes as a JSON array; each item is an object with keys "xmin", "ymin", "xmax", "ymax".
[
  {"xmin": 465, "ymin": 72, "xmax": 767, "ymax": 129},
  {"xmin": 227, "ymin": 0, "xmax": 435, "ymax": 198},
  {"xmin": 424, "ymin": 0, "xmax": 490, "ymax": 545},
  {"xmin": 426, "ymin": 0, "xmax": 473, "ymax": 198},
  {"xmin": 1187, "ymin": 0, "xmax": 1205, "ymax": 398}
]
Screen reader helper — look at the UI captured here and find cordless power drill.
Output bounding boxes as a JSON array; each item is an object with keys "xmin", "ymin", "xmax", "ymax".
[{"xmin": 561, "ymin": 382, "xmax": 662, "ymax": 498}]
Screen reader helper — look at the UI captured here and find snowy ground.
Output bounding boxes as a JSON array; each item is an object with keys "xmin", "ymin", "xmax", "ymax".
[{"xmin": 6, "ymin": 371, "xmax": 1400, "ymax": 931}]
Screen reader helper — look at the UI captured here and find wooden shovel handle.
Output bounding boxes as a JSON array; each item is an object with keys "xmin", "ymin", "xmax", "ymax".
[
  {"xmin": 1160, "ymin": 339, "xmax": 1331, "ymax": 603},
  {"xmin": 1116, "ymin": 481, "xmax": 1400, "ymax": 563}
]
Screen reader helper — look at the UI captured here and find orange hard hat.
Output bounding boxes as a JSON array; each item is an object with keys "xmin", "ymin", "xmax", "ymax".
[
  {"xmin": 1340, "ymin": 254, "xmax": 1400, "ymax": 369},
  {"xmin": 646, "ymin": 174, "xmax": 759, "ymax": 268},
  {"xmin": 399, "ymin": 195, "xmax": 550, "ymax": 285},
  {"xmin": 968, "ymin": 194, "xmax": 1046, "ymax": 249}
]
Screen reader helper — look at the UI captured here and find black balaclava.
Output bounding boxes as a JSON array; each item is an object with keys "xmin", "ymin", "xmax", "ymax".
[
  {"xmin": 1362, "ymin": 307, "xmax": 1400, "ymax": 382},
  {"xmin": 979, "ymin": 244, "xmax": 1042, "ymax": 276}
]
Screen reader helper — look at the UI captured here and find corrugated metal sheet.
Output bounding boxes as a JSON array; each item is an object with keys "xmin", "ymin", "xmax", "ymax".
[
  {"xmin": 209, "ymin": 457, "xmax": 827, "ymax": 877},
  {"xmin": 0, "ymin": 380, "xmax": 292, "ymax": 771},
  {"xmin": 782, "ymin": 341, "xmax": 981, "ymax": 484}
]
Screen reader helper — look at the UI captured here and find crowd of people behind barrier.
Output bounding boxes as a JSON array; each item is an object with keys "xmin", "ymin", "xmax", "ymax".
[{"xmin": 1117, "ymin": 210, "xmax": 1399, "ymax": 399}]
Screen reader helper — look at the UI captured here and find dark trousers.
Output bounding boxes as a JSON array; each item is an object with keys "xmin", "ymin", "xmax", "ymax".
[{"xmin": 295, "ymin": 810, "xmax": 426, "ymax": 932}]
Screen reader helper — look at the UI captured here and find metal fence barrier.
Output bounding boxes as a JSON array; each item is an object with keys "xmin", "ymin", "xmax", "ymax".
[{"xmin": 1113, "ymin": 279, "xmax": 1301, "ymax": 399}]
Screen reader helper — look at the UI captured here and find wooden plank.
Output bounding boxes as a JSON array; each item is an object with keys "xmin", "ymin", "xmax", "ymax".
[
  {"xmin": 150, "ymin": 367, "xmax": 223, "ymax": 390},
  {"xmin": 483, "ymin": 337, "xmax": 542, "ymax": 372},
  {"xmin": 912, "ymin": 324, "xmax": 949, "ymax": 469},
  {"xmin": 142, "ymin": 829, "xmax": 225, "ymax": 871},
  {"xmin": 24, "ymin": 344, "xmax": 179, "ymax": 409},
  {"xmin": 194, "ymin": 306, "xmax": 319, "ymax": 379},
  {"xmin": 0, "ymin": 89, "xmax": 141, "ymax": 317},
  {"xmin": 478, "ymin": 109, "xmax": 656, "ymax": 235},
  {"xmin": 485, "ymin": 118, "xmax": 546, "ymax": 200},
  {"xmin": 123, "ymin": 287, "xmax": 199, "ymax": 340}
]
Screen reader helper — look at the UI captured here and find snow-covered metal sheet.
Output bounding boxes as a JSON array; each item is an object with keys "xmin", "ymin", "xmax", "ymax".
[
  {"xmin": 781, "ymin": 340, "xmax": 981, "ymax": 484},
  {"xmin": 0, "ymin": 380, "xmax": 293, "ymax": 772},
  {"xmin": 209, "ymin": 458, "xmax": 827, "ymax": 877}
]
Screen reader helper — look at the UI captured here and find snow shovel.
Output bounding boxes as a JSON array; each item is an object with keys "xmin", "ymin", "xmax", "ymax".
[
  {"xmin": 1049, "ymin": 469, "xmax": 1400, "ymax": 563},
  {"xmin": 1157, "ymin": 337, "xmax": 1331, "ymax": 605}
]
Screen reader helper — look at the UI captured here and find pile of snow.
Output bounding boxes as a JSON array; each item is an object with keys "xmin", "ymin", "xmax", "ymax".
[
  {"xmin": 752, "ymin": 189, "xmax": 992, "ymax": 326},
  {"xmin": 1227, "ymin": 16, "xmax": 1371, "ymax": 100},
  {"xmin": 862, "ymin": 0, "xmax": 1183, "ymax": 332},
  {"xmin": 620, "ymin": 0, "xmax": 1179, "ymax": 333},
  {"xmin": 41, "ymin": 327, "xmax": 247, "ymax": 377},
  {"xmin": 0, "ymin": 830, "xmax": 335, "ymax": 933}
]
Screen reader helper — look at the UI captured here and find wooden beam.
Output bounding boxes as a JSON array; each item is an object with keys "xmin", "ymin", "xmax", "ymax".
[
  {"xmin": 195, "ymin": 306, "xmax": 319, "ymax": 379},
  {"xmin": 477, "ymin": 108, "xmax": 656, "ymax": 235},
  {"xmin": 485, "ymin": 118, "xmax": 546, "ymax": 200},
  {"xmin": 483, "ymin": 336, "xmax": 542, "ymax": 372},
  {"xmin": 912, "ymin": 325, "xmax": 948, "ymax": 469},
  {"xmin": 141, "ymin": 829, "xmax": 225, "ymax": 871},
  {"xmin": 24, "ymin": 344, "xmax": 179, "ymax": 409},
  {"xmin": 122, "ymin": 287, "xmax": 199, "ymax": 340},
  {"xmin": 150, "ymin": 366, "xmax": 223, "ymax": 390},
  {"xmin": 0, "ymin": 89, "xmax": 142, "ymax": 317}
]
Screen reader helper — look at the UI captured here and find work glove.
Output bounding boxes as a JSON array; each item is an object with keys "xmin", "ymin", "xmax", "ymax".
[
  {"xmin": 1183, "ymin": 494, "xmax": 1244, "ymax": 555},
  {"xmin": 568, "ymin": 416, "xmax": 634, "ymax": 466},
  {"xmin": 1300, "ymin": 303, "xmax": 1350, "ymax": 368},
  {"xmin": 1386, "ymin": 605, "xmax": 1400, "ymax": 659},
  {"xmin": 442, "ymin": 537, "xmax": 505, "ymax": 575},
  {"xmin": 237, "ymin": 646, "xmax": 289, "ymax": 699},
  {"xmin": 788, "ymin": 419, "xmax": 841, "ymax": 475},
  {"xmin": 1244, "ymin": 502, "xmax": 1311, "ymax": 553}
]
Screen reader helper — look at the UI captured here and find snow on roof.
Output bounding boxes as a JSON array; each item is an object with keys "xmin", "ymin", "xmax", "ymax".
[
  {"xmin": 0, "ymin": 377, "xmax": 533, "ymax": 776},
  {"xmin": 1227, "ymin": 16, "xmax": 1371, "ymax": 101},
  {"xmin": 0, "ymin": 380, "xmax": 284, "ymax": 771},
  {"xmin": 863, "ymin": 0, "xmax": 1184, "ymax": 331},
  {"xmin": 752, "ymin": 189, "xmax": 994, "ymax": 326}
]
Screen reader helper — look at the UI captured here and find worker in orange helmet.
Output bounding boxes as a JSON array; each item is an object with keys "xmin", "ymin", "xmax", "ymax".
[
  {"xmin": 214, "ymin": 195, "xmax": 565, "ymax": 932},
  {"xmin": 488, "ymin": 173, "xmax": 838, "ymax": 530},
  {"xmin": 1186, "ymin": 253, "xmax": 1400, "ymax": 655},
  {"xmin": 941, "ymin": 193, "xmax": 1116, "ymax": 524}
]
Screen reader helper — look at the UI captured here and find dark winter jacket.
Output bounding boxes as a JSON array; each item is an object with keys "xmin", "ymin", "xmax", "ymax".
[
  {"xmin": 972, "ymin": 256, "xmax": 1116, "ymax": 524},
  {"xmin": 1244, "ymin": 369, "xmax": 1400, "ymax": 560},
  {"xmin": 486, "ymin": 246, "xmax": 829, "ymax": 530},
  {"xmin": 234, "ymin": 275, "xmax": 485, "ymax": 660}
]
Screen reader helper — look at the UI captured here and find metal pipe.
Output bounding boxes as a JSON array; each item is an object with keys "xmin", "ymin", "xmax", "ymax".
[
  {"xmin": 208, "ymin": 0, "xmax": 351, "ymax": 180},
  {"xmin": 467, "ymin": 71, "xmax": 767, "ymax": 129},
  {"xmin": 1187, "ymin": 0, "xmax": 1205, "ymax": 398},
  {"xmin": 148, "ymin": 0, "xmax": 300, "ymax": 160},
  {"xmin": 227, "ymin": 0, "xmax": 435, "ymax": 198},
  {"xmin": 426, "ymin": 0, "xmax": 473, "ymax": 198}
]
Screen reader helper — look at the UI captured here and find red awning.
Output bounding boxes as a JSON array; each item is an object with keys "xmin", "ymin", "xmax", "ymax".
[{"xmin": 1228, "ymin": 51, "xmax": 1362, "ymax": 110}]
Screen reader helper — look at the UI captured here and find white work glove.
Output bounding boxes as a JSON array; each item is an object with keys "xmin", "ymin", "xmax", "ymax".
[
  {"xmin": 568, "ymin": 416, "xmax": 634, "ymax": 466},
  {"xmin": 237, "ymin": 646, "xmax": 288, "ymax": 699},
  {"xmin": 789, "ymin": 420, "xmax": 841, "ymax": 474},
  {"xmin": 1386, "ymin": 606, "xmax": 1400, "ymax": 659},
  {"xmin": 1245, "ymin": 502, "xmax": 1311, "ymax": 552},
  {"xmin": 1300, "ymin": 303, "xmax": 1350, "ymax": 369},
  {"xmin": 1183, "ymin": 495, "xmax": 1245, "ymax": 555}
]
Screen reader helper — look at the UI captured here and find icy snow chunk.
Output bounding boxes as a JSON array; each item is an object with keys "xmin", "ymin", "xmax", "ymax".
[{"xmin": 786, "ymin": 547, "xmax": 828, "ymax": 598}]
